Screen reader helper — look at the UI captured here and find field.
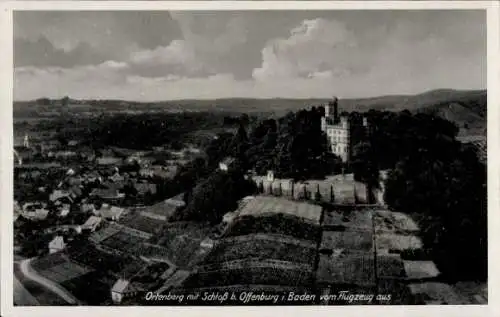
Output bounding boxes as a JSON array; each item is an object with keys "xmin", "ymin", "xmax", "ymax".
[
  {"xmin": 67, "ymin": 244, "xmax": 134, "ymax": 274},
  {"xmin": 61, "ymin": 271, "xmax": 115, "ymax": 305},
  {"xmin": 203, "ymin": 236, "xmax": 317, "ymax": 266},
  {"xmin": 131, "ymin": 262, "xmax": 171, "ymax": 284},
  {"xmin": 31, "ymin": 252, "xmax": 68, "ymax": 271},
  {"xmin": 89, "ymin": 222, "xmax": 122, "ymax": 243},
  {"xmin": 140, "ymin": 201, "xmax": 178, "ymax": 220},
  {"xmin": 375, "ymin": 233, "xmax": 424, "ymax": 255},
  {"xmin": 223, "ymin": 214, "xmax": 321, "ymax": 242},
  {"xmin": 35, "ymin": 260, "xmax": 92, "ymax": 284},
  {"xmin": 373, "ymin": 210, "xmax": 420, "ymax": 234},
  {"xmin": 407, "ymin": 282, "xmax": 470, "ymax": 304},
  {"xmin": 316, "ymin": 252, "xmax": 375, "ymax": 287},
  {"xmin": 118, "ymin": 213, "xmax": 166, "ymax": 235},
  {"xmin": 100, "ymin": 231, "xmax": 147, "ymax": 254},
  {"xmin": 320, "ymin": 229, "xmax": 373, "ymax": 252},
  {"xmin": 322, "ymin": 209, "xmax": 373, "ymax": 231},
  {"xmin": 376, "ymin": 255, "xmax": 406, "ymax": 279},
  {"xmin": 154, "ymin": 222, "xmax": 213, "ymax": 268},
  {"xmin": 182, "ymin": 266, "xmax": 315, "ymax": 289},
  {"xmin": 236, "ymin": 196, "xmax": 322, "ymax": 224},
  {"xmin": 129, "ymin": 243, "xmax": 172, "ymax": 262}
]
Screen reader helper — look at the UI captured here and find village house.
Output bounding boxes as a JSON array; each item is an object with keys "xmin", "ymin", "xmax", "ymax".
[
  {"xmin": 95, "ymin": 204, "xmax": 125, "ymax": 221},
  {"xmin": 67, "ymin": 140, "xmax": 80, "ymax": 147},
  {"xmin": 66, "ymin": 168, "xmax": 76, "ymax": 176},
  {"xmin": 50, "ymin": 189, "xmax": 73, "ymax": 203},
  {"xmin": 54, "ymin": 151, "xmax": 78, "ymax": 159},
  {"xmin": 134, "ymin": 182, "xmax": 157, "ymax": 197},
  {"xmin": 219, "ymin": 157, "xmax": 235, "ymax": 172},
  {"xmin": 58, "ymin": 204, "xmax": 71, "ymax": 217},
  {"xmin": 222, "ymin": 211, "xmax": 237, "ymax": 224},
  {"xmin": 97, "ymin": 156, "xmax": 123, "ymax": 166},
  {"xmin": 125, "ymin": 155, "xmax": 141, "ymax": 165},
  {"xmin": 83, "ymin": 171, "xmax": 103, "ymax": 183},
  {"xmin": 79, "ymin": 147, "xmax": 96, "ymax": 162},
  {"xmin": 66, "ymin": 176, "xmax": 83, "ymax": 187},
  {"xmin": 69, "ymin": 186, "xmax": 83, "ymax": 200},
  {"xmin": 165, "ymin": 193, "xmax": 186, "ymax": 208},
  {"xmin": 138, "ymin": 168, "xmax": 154, "ymax": 178},
  {"xmin": 90, "ymin": 184, "xmax": 125, "ymax": 203},
  {"xmin": 111, "ymin": 279, "xmax": 142, "ymax": 304},
  {"xmin": 23, "ymin": 203, "xmax": 50, "ymax": 220},
  {"xmin": 109, "ymin": 171, "xmax": 125, "ymax": 183},
  {"xmin": 41, "ymin": 140, "xmax": 62, "ymax": 151},
  {"xmin": 48, "ymin": 236, "xmax": 66, "ymax": 254},
  {"xmin": 81, "ymin": 202, "xmax": 96, "ymax": 213},
  {"xmin": 138, "ymin": 165, "xmax": 177, "ymax": 179},
  {"xmin": 81, "ymin": 215, "xmax": 103, "ymax": 232}
]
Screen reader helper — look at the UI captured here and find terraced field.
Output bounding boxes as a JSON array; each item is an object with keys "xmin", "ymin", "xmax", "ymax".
[
  {"xmin": 182, "ymin": 266, "xmax": 315, "ymax": 289},
  {"xmin": 204, "ymin": 236, "xmax": 317, "ymax": 266},
  {"xmin": 154, "ymin": 222, "xmax": 213, "ymax": 268},
  {"xmin": 100, "ymin": 231, "xmax": 147, "ymax": 254},
  {"xmin": 223, "ymin": 214, "xmax": 321, "ymax": 241},
  {"xmin": 118, "ymin": 212, "xmax": 166, "ymax": 236}
]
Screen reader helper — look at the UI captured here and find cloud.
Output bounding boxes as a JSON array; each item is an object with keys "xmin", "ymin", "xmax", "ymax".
[
  {"xmin": 14, "ymin": 11, "xmax": 183, "ymax": 65},
  {"xmin": 253, "ymin": 18, "xmax": 361, "ymax": 81},
  {"xmin": 13, "ymin": 11, "xmax": 486, "ymax": 101},
  {"xmin": 14, "ymin": 36, "xmax": 108, "ymax": 68},
  {"xmin": 125, "ymin": 13, "xmax": 252, "ymax": 78},
  {"xmin": 15, "ymin": 61, "xmax": 130, "ymax": 99}
]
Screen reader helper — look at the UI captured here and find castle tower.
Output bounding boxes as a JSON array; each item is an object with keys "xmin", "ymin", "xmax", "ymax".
[
  {"xmin": 23, "ymin": 134, "xmax": 30, "ymax": 148},
  {"xmin": 332, "ymin": 97, "xmax": 339, "ymax": 123}
]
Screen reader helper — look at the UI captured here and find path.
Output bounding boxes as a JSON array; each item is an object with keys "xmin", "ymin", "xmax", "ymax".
[
  {"xmin": 19, "ymin": 258, "xmax": 79, "ymax": 305},
  {"xmin": 13, "ymin": 274, "xmax": 40, "ymax": 305}
]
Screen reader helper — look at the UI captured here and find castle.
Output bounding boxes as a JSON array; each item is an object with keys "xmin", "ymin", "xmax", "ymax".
[{"xmin": 321, "ymin": 97, "xmax": 368, "ymax": 163}]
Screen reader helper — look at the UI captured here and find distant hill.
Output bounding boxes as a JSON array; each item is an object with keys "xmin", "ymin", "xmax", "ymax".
[{"xmin": 14, "ymin": 89, "xmax": 486, "ymax": 136}]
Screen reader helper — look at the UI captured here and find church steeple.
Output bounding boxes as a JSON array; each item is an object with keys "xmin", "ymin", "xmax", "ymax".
[{"xmin": 23, "ymin": 134, "xmax": 30, "ymax": 148}]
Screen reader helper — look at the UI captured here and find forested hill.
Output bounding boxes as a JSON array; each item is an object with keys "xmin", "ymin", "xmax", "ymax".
[{"xmin": 14, "ymin": 89, "xmax": 486, "ymax": 135}]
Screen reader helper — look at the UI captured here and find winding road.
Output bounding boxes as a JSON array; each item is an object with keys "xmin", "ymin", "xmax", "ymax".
[
  {"xmin": 19, "ymin": 258, "xmax": 80, "ymax": 305},
  {"xmin": 13, "ymin": 274, "xmax": 40, "ymax": 305}
]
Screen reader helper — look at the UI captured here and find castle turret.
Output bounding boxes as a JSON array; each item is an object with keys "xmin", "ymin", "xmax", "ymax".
[
  {"xmin": 332, "ymin": 97, "xmax": 339, "ymax": 123},
  {"xmin": 340, "ymin": 116, "xmax": 349, "ymax": 129}
]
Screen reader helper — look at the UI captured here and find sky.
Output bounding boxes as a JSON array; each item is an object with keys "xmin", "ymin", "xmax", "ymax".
[{"xmin": 14, "ymin": 10, "xmax": 486, "ymax": 101}]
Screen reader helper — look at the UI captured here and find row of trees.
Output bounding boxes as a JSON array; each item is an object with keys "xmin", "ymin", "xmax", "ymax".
[
  {"xmin": 350, "ymin": 109, "xmax": 486, "ymax": 281},
  {"xmin": 245, "ymin": 108, "xmax": 341, "ymax": 180},
  {"xmin": 172, "ymin": 170, "xmax": 257, "ymax": 224},
  {"xmin": 49, "ymin": 112, "xmax": 229, "ymax": 151}
]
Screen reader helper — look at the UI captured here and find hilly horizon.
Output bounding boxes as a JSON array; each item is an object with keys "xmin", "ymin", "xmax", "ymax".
[{"xmin": 14, "ymin": 88, "xmax": 486, "ymax": 137}]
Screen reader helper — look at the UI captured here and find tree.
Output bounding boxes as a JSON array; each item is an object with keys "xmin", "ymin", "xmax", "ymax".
[
  {"xmin": 61, "ymin": 96, "xmax": 70, "ymax": 107},
  {"xmin": 230, "ymin": 123, "xmax": 250, "ymax": 169},
  {"xmin": 351, "ymin": 141, "xmax": 379, "ymax": 204},
  {"xmin": 177, "ymin": 170, "xmax": 256, "ymax": 224},
  {"xmin": 384, "ymin": 143, "xmax": 486, "ymax": 281},
  {"xmin": 314, "ymin": 185, "xmax": 322, "ymax": 202}
]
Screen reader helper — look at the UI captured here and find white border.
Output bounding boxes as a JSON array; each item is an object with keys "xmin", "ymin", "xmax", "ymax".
[{"xmin": 1, "ymin": 2, "xmax": 499, "ymax": 317}]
